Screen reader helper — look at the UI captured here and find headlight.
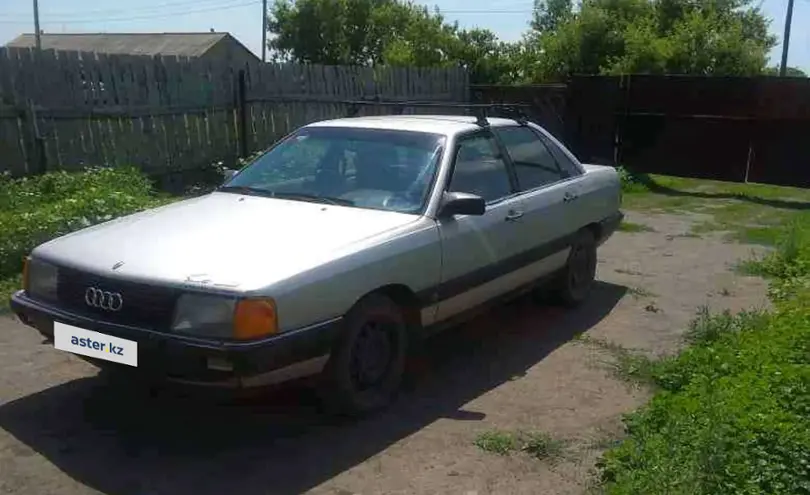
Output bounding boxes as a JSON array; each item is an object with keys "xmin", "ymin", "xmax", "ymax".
[
  {"xmin": 25, "ymin": 258, "xmax": 58, "ymax": 301},
  {"xmin": 171, "ymin": 293, "xmax": 278, "ymax": 340}
]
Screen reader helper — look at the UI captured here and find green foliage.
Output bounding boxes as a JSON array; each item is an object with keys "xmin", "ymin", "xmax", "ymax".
[
  {"xmin": 474, "ymin": 430, "xmax": 519, "ymax": 455},
  {"xmin": 521, "ymin": 431, "xmax": 566, "ymax": 460},
  {"xmin": 266, "ymin": 0, "xmax": 517, "ymax": 83},
  {"xmin": 618, "ymin": 221, "xmax": 654, "ymax": 233},
  {"xmin": 599, "ymin": 216, "xmax": 810, "ymax": 494},
  {"xmin": 0, "ymin": 168, "xmax": 168, "ymax": 282},
  {"xmin": 617, "ymin": 166, "xmax": 650, "ymax": 194},
  {"xmin": 763, "ymin": 66, "xmax": 808, "ymax": 77},
  {"xmin": 524, "ymin": 0, "xmax": 776, "ymax": 81},
  {"xmin": 742, "ymin": 218, "xmax": 810, "ymax": 301},
  {"xmin": 267, "ymin": 0, "xmax": 777, "ymax": 84},
  {"xmin": 0, "ymin": 274, "xmax": 21, "ymax": 313}
]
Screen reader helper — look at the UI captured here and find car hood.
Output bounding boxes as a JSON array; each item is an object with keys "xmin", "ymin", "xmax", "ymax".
[{"xmin": 34, "ymin": 192, "xmax": 420, "ymax": 291}]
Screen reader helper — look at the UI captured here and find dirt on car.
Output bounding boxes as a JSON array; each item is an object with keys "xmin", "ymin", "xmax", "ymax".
[{"xmin": 0, "ymin": 210, "xmax": 769, "ymax": 495}]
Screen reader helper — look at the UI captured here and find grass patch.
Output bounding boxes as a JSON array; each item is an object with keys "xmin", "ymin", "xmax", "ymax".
[
  {"xmin": 474, "ymin": 430, "xmax": 565, "ymax": 460},
  {"xmin": 598, "ymin": 213, "xmax": 810, "ymax": 494},
  {"xmin": 617, "ymin": 221, "xmax": 655, "ymax": 233},
  {"xmin": 521, "ymin": 432, "xmax": 566, "ymax": 460},
  {"xmin": 474, "ymin": 430, "xmax": 518, "ymax": 455},
  {"xmin": 618, "ymin": 169, "xmax": 810, "ymax": 247},
  {"xmin": 576, "ymin": 336, "xmax": 657, "ymax": 385}
]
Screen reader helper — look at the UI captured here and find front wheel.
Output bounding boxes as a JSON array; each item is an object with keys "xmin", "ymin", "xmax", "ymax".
[
  {"xmin": 318, "ymin": 294, "xmax": 408, "ymax": 416},
  {"xmin": 552, "ymin": 229, "xmax": 597, "ymax": 306}
]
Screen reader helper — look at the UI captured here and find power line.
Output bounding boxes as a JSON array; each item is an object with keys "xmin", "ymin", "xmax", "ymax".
[
  {"xmin": 0, "ymin": 3, "xmax": 533, "ymax": 25},
  {"xmin": 0, "ymin": 0, "xmax": 244, "ymax": 18},
  {"xmin": 0, "ymin": 0, "xmax": 262, "ymax": 24}
]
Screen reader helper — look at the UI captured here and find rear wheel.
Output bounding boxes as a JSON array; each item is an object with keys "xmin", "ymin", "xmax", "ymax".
[
  {"xmin": 318, "ymin": 294, "xmax": 408, "ymax": 416},
  {"xmin": 552, "ymin": 229, "xmax": 597, "ymax": 306}
]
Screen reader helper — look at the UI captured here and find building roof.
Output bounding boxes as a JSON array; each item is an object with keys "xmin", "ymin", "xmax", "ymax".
[{"xmin": 4, "ymin": 32, "xmax": 237, "ymax": 57}]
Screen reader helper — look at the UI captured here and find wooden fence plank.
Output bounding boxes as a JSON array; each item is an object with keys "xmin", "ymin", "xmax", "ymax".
[{"xmin": 0, "ymin": 55, "xmax": 469, "ymax": 177}]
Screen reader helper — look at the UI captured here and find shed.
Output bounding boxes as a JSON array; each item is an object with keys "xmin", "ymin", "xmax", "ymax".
[{"xmin": 4, "ymin": 32, "xmax": 259, "ymax": 66}]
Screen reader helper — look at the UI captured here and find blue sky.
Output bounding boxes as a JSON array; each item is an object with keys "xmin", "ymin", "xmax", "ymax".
[{"xmin": 0, "ymin": 0, "xmax": 807, "ymax": 72}]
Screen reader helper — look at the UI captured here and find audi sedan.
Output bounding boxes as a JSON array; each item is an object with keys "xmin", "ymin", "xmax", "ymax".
[{"xmin": 11, "ymin": 114, "xmax": 623, "ymax": 415}]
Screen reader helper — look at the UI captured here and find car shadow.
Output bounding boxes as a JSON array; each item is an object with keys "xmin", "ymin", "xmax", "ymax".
[
  {"xmin": 0, "ymin": 281, "xmax": 627, "ymax": 495},
  {"xmin": 635, "ymin": 173, "xmax": 810, "ymax": 211}
]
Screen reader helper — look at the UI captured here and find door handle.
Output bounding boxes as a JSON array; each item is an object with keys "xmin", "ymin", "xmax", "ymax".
[
  {"xmin": 563, "ymin": 192, "xmax": 579, "ymax": 203},
  {"xmin": 505, "ymin": 209, "xmax": 524, "ymax": 221}
]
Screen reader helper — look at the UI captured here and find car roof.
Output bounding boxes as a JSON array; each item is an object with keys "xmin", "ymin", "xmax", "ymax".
[{"xmin": 304, "ymin": 115, "xmax": 523, "ymax": 136}]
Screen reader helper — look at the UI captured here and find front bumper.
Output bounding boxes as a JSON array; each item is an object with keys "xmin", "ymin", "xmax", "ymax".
[{"xmin": 10, "ymin": 290, "xmax": 340, "ymax": 388}]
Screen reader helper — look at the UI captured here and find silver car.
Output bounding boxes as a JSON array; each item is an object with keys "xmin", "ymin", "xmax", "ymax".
[{"xmin": 11, "ymin": 114, "xmax": 623, "ymax": 414}]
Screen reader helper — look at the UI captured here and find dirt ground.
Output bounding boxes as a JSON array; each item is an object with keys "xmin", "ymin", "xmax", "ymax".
[{"xmin": 0, "ymin": 210, "xmax": 771, "ymax": 495}]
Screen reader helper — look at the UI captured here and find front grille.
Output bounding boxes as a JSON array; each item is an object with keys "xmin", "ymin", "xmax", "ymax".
[{"xmin": 57, "ymin": 266, "xmax": 179, "ymax": 330}]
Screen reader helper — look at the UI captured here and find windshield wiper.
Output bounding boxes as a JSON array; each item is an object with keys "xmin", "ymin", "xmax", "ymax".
[
  {"xmin": 217, "ymin": 185, "xmax": 275, "ymax": 197},
  {"xmin": 270, "ymin": 191, "xmax": 355, "ymax": 206}
]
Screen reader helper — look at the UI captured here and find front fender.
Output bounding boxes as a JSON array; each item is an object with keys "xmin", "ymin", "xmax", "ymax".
[{"xmin": 263, "ymin": 220, "xmax": 442, "ymax": 331}]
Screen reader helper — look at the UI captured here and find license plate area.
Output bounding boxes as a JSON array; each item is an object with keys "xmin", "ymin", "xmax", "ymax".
[{"xmin": 54, "ymin": 322, "xmax": 138, "ymax": 367}]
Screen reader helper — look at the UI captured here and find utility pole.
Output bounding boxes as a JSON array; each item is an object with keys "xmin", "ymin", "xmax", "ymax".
[
  {"xmin": 33, "ymin": 0, "xmax": 42, "ymax": 51},
  {"xmin": 261, "ymin": 0, "xmax": 267, "ymax": 62},
  {"xmin": 779, "ymin": 0, "xmax": 795, "ymax": 76}
]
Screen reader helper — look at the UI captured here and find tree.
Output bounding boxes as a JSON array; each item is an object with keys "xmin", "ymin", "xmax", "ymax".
[
  {"xmin": 266, "ymin": 0, "xmax": 515, "ymax": 83},
  {"xmin": 526, "ymin": 0, "xmax": 778, "ymax": 81},
  {"xmin": 267, "ymin": 0, "xmax": 394, "ymax": 65},
  {"xmin": 531, "ymin": 0, "xmax": 572, "ymax": 33},
  {"xmin": 764, "ymin": 66, "xmax": 808, "ymax": 77}
]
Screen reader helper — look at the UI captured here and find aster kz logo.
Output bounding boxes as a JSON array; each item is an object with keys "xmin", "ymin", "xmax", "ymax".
[{"xmin": 84, "ymin": 287, "xmax": 124, "ymax": 311}]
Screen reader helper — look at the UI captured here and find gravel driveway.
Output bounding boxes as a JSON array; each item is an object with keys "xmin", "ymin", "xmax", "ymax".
[{"xmin": 0, "ymin": 211, "xmax": 770, "ymax": 495}]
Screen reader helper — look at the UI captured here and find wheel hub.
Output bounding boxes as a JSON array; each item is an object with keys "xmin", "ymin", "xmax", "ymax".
[{"xmin": 350, "ymin": 320, "xmax": 393, "ymax": 390}]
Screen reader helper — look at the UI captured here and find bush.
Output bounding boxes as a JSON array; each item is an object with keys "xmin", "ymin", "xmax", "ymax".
[
  {"xmin": 0, "ymin": 167, "xmax": 168, "ymax": 282},
  {"xmin": 616, "ymin": 166, "xmax": 650, "ymax": 194},
  {"xmin": 599, "ymin": 213, "xmax": 810, "ymax": 494}
]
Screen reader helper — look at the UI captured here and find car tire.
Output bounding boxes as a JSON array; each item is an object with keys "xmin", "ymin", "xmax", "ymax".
[
  {"xmin": 318, "ymin": 293, "xmax": 408, "ymax": 416},
  {"xmin": 551, "ymin": 228, "xmax": 597, "ymax": 306}
]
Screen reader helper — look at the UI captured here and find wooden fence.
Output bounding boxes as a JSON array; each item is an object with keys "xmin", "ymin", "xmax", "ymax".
[
  {"xmin": 475, "ymin": 75, "xmax": 810, "ymax": 188},
  {"xmin": 0, "ymin": 47, "xmax": 469, "ymax": 180}
]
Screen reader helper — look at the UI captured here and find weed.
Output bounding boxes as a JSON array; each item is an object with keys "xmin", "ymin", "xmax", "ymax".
[
  {"xmin": 615, "ymin": 268, "xmax": 644, "ymax": 276},
  {"xmin": 0, "ymin": 168, "xmax": 171, "ymax": 281},
  {"xmin": 616, "ymin": 166, "xmax": 651, "ymax": 194},
  {"xmin": 474, "ymin": 431, "xmax": 518, "ymax": 455},
  {"xmin": 474, "ymin": 430, "xmax": 565, "ymax": 460},
  {"xmin": 740, "ymin": 218, "xmax": 810, "ymax": 302},
  {"xmin": 521, "ymin": 432, "xmax": 565, "ymax": 460},
  {"xmin": 0, "ymin": 275, "xmax": 20, "ymax": 312},
  {"xmin": 598, "ymin": 210, "xmax": 810, "ymax": 494},
  {"xmin": 618, "ymin": 221, "xmax": 655, "ymax": 233},
  {"xmin": 576, "ymin": 336, "xmax": 656, "ymax": 385},
  {"xmin": 627, "ymin": 286, "xmax": 656, "ymax": 299}
]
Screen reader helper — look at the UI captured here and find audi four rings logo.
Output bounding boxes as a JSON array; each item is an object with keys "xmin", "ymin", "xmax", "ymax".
[{"xmin": 84, "ymin": 287, "xmax": 124, "ymax": 311}]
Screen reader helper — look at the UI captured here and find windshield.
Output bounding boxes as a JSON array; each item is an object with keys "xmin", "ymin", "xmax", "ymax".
[{"xmin": 221, "ymin": 126, "xmax": 446, "ymax": 214}]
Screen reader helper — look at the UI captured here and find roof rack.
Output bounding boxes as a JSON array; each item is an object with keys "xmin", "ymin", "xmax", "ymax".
[{"xmin": 341, "ymin": 100, "xmax": 533, "ymax": 127}]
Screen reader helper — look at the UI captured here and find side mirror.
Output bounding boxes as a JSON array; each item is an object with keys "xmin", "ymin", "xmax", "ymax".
[
  {"xmin": 222, "ymin": 168, "xmax": 238, "ymax": 182},
  {"xmin": 438, "ymin": 191, "xmax": 486, "ymax": 217}
]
